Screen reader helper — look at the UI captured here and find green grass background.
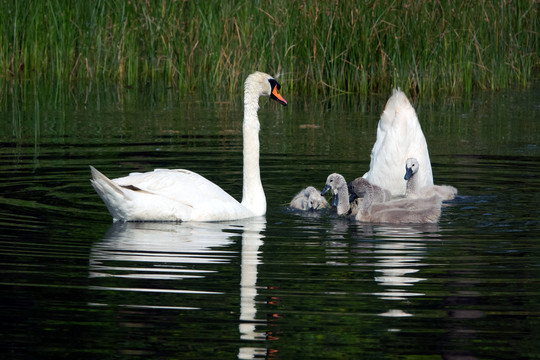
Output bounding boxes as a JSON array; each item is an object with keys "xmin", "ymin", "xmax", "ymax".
[{"xmin": 1, "ymin": 0, "xmax": 538, "ymax": 101}]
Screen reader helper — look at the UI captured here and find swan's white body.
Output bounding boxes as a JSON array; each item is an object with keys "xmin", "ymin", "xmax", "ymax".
[
  {"xmin": 405, "ymin": 158, "xmax": 457, "ymax": 201},
  {"xmin": 363, "ymin": 89, "xmax": 433, "ymax": 196},
  {"xmin": 90, "ymin": 71, "xmax": 287, "ymax": 222},
  {"xmin": 289, "ymin": 186, "xmax": 329, "ymax": 210}
]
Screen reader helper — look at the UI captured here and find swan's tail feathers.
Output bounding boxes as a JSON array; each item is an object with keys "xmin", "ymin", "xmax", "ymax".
[
  {"xmin": 380, "ymin": 88, "xmax": 407, "ymax": 129},
  {"xmin": 90, "ymin": 166, "xmax": 130, "ymax": 221},
  {"xmin": 90, "ymin": 166, "xmax": 125, "ymax": 197},
  {"xmin": 383, "ymin": 88, "xmax": 414, "ymax": 113},
  {"xmin": 383, "ymin": 88, "xmax": 400, "ymax": 112}
]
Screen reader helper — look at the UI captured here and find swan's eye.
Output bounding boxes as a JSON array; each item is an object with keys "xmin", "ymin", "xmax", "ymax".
[{"xmin": 268, "ymin": 78, "xmax": 281, "ymax": 90}]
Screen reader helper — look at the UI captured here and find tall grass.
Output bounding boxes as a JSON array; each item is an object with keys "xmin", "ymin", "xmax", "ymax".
[{"xmin": 0, "ymin": 0, "xmax": 538, "ymax": 101}]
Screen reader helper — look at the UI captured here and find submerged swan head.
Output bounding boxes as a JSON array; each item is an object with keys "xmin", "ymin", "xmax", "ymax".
[{"xmin": 244, "ymin": 71, "xmax": 287, "ymax": 106}]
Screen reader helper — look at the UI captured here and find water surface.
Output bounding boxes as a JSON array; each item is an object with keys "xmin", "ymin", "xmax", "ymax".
[{"xmin": 1, "ymin": 86, "xmax": 539, "ymax": 359}]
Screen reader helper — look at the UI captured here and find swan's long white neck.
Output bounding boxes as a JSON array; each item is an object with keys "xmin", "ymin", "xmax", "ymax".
[{"xmin": 240, "ymin": 91, "xmax": 266, "ymax": 216}]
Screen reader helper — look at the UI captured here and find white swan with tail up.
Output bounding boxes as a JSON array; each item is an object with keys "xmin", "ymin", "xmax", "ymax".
[
  {"xmin": 363, "ymin": 88, "xmax": 433, "ymax": 196},
  {"xmin": 90, "ymin": 71, "xmax": 287, "ymax": 222}
]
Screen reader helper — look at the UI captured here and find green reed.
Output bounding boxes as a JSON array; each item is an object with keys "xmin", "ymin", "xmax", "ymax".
[{"xmin": 0, "ymin": 0, "xmax": 538, "ymax": 101}]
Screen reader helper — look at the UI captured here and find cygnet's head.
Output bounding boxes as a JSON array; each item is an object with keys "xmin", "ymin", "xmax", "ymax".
[
  {"xmin": 321, "ymin": 173, "xmax": 346, "ymax": 195},
  {"xmin": 347, "ymin": 177, "xmax": 372, "ymax": 201},
  {"xmin": 245, "ymin": 71, "xmax": 287, "ymax": 105},
  {"xmin": 303, "ymin": 187, "xmax": 326, "ymax": 210},
  {"xmin": 321, "ymin": 173, "xmax": 347, "ymax": 207},
  {"xmin": 404, "ymin": 158, "xmax": 419, "ymax": 180}
]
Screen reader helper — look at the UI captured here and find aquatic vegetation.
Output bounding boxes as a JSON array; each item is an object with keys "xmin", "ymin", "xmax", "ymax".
[{"xmin": 0, "ymin": 0, "xmax": 538, "ymax": 101}]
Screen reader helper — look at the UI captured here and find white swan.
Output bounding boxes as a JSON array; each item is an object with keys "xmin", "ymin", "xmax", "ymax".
[
  {"xmin": 289, "ymin": 186, "xmax": 329, "ymax": 210},
  {"xmin": 321, "ymin": 173, "xmax": 350, "ymax": 215},
  {"xmin": 405, "ymin": 158, "xmax": 457, "ymax": 201},
  {"xmin": 363, "ymin": 88, "xmax": 433, "ymax": 196},
  {"xmin": 355, "ymin": 180, "xmax": 443, "ymax": 224},
  {"xmin": 90, "ymin": 71, "xmax": 287, "ymax": 222}
]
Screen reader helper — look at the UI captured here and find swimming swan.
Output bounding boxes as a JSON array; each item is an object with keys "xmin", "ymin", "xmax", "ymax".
[
  {"xmin": 348, "ymin": 177, "xmax": 391, "ymax": 204},
  {"xmin": 351, "ymin": 178, "xmax": 437, "ymax": 212},
  {"xmin": 289, "ymin": 186, "xmax": 329, "ymax": 210},
  {"xmin": 405, "ymin": 158, "xmax": 457, "ymax": 201},
  {"xmin": 321, "ymin": 173, "xmax": 350, "ymax": 215},
  {"xmin": 90, "ymin": 71, "xmax": 287, "ymax": 222},
  {"xmin": 363, "ymin": 88, "xmax": 433, "ymax": 196},
  {"xmin": 355, "ymin": 181, "xmax": 443, "ymax": 224}
]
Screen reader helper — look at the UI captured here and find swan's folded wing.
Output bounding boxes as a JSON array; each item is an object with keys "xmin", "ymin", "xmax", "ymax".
[{"xmin": 112, "ymin": 169, "xmax": 240, "ymax": 209}]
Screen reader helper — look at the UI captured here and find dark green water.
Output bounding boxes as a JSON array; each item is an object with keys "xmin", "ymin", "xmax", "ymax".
[{"xmin": 0, "ymin": 85, "xmax": 539, "ymax": 359}]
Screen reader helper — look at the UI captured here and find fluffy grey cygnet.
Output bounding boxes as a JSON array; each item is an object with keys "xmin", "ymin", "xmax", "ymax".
[
  {"xmin": 355, "ymin": 178, "xmax": 443, "ymax": 224},
  {"xmin": 289, "ymin": 186, "xmax": 329, "ymax": 210},
  {"xmin": 348, "ymin": 177, "xmax": 392, "ymax": 204},
  {"xmin": 404, "ymin": 158, "xmax": 457, "ymax": 201},
  {"xmin": 321, "ymin": 173, "xmax": 350, "ymax": 215}
]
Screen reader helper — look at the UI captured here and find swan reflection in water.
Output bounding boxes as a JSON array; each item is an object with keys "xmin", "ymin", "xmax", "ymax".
[
  {"xmin": 88, "ymin": 217, "xmax": 268, "ymax": 359},
  {"xmin": 324, "ymin": 221, "xmax": 440, "ymax": 318},
  {"xmin": 370, "ymin": 224, "xmax": 439, "ymax": 318}
]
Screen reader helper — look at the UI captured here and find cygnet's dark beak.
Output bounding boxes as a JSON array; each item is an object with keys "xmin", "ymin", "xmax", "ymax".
[
  {"xmin": 321, "ymin": 184, "xmax": 331, "ymax": 196},
  {"xmin": 404, "ymin": 166, "xmax": 413, "ymax": 180},
  {"xmin": 347, "ymin": 183, "xmax": 358, "ymax": 202}
]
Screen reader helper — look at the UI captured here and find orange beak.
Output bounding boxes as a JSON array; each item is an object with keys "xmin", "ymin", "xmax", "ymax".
[{"xmin": 271, "ymin": 86, "xmax": 287, "ymax": 106}]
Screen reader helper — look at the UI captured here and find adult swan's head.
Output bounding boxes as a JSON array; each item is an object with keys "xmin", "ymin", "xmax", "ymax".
[
  {"xmin": 244, "ymin": 71, "xmax": 287, "ymax": 106},
  {"xmin": 90, "ymin": 71, "xmax": 287, "ymax": 222}
]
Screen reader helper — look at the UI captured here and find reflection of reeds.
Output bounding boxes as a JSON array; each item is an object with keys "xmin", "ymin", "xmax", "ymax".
[{"xmin": 0, "ymin": 1, "xmax": 538, "ymax": 100}]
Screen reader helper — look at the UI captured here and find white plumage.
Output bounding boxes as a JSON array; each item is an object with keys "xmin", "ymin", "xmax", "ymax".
[
  {"xmin": 363, "ymin": 89, "xmax": 433, "ymax": 196},
  {"xmin": 90, "ymin": 71, "xmax": 287, "ymax": 222}
]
